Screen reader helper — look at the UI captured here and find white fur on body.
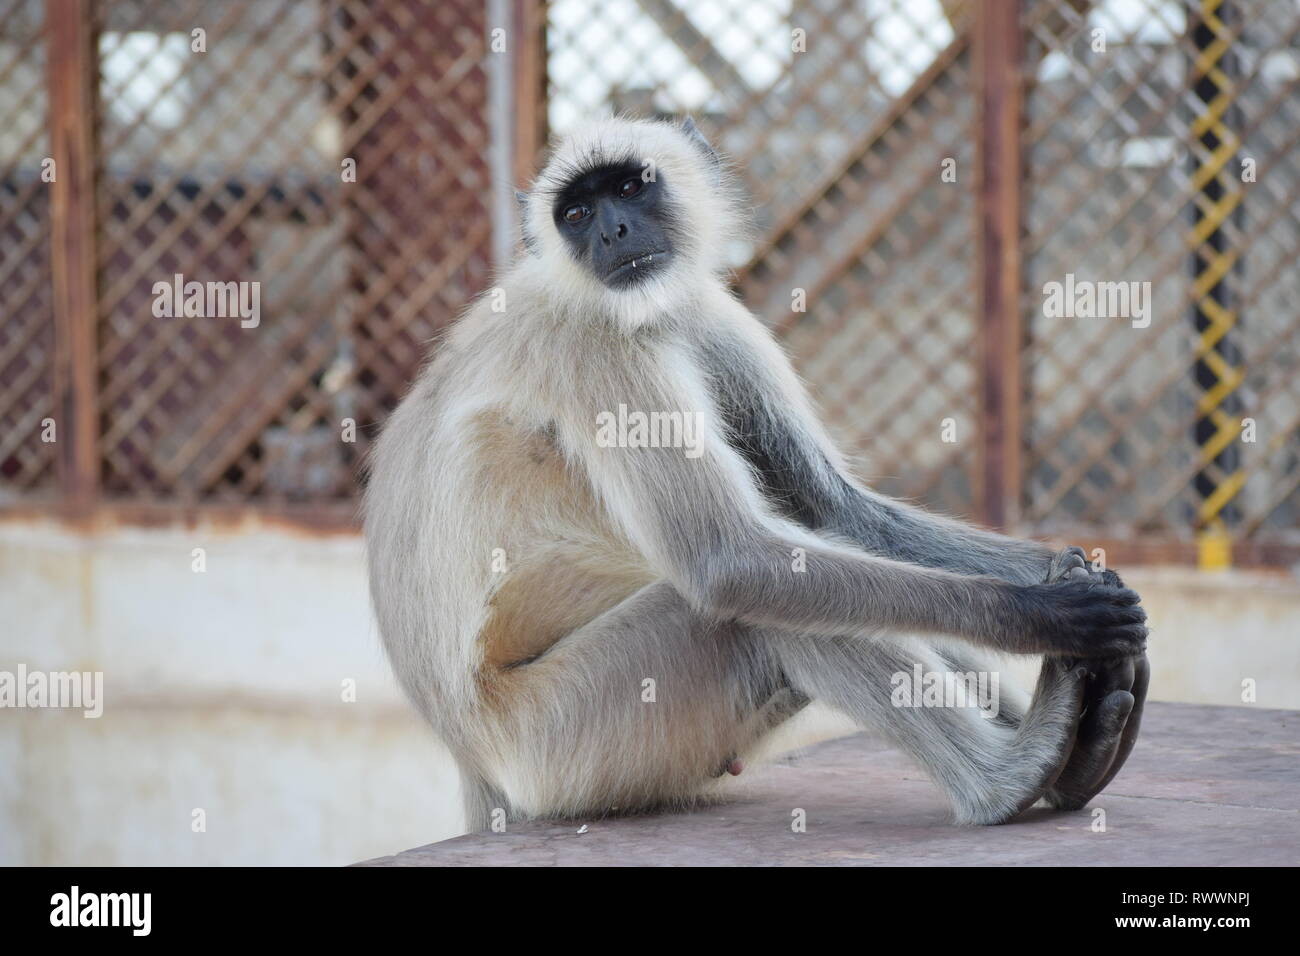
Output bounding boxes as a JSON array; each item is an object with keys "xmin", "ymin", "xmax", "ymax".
[
  {"xmin": 364, "ymin": 118, "xmax": 1099, "ymax": 829},
  {"xmin": 364, "ymin": 271, "xmax": 802, "ymax": 820}
]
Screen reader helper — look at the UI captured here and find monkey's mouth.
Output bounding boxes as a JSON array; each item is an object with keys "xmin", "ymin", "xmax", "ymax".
[{"xmin": 604, "ymin": 250, "xmax": 670, "ymax": 287}]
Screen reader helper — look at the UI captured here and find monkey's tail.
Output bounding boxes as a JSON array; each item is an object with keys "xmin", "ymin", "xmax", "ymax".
[{"xmin": 459, "ymin": 765, "xmax": 510, "ymax": 833}]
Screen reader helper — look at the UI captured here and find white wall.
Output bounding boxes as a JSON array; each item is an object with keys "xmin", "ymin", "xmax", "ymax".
[
  {"xmin": 2, "ymin": 519, "xmax": 1297, "ymax": 865},
  {"xmin": 0, "ymin": 519, "xmax": 461, "ymax": 866}
]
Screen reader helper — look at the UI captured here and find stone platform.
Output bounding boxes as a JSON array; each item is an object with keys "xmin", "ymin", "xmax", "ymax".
[{"xmin": 360, "ymin": 702, "xmax": 1299, "ymax": 866}]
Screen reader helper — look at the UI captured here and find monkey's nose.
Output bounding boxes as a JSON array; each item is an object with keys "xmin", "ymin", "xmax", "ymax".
[{"xmin": 600, "ymin": 222, "xmax": 629, "ymax": 244}]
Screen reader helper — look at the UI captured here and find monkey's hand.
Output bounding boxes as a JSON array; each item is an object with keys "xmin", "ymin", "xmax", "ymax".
[
  {"xmin": 1007, "ymin": 571, "xmax": 1148, "ymax": 658},
  {"xmin": 1042, "ymin": 568, "xmax": 1150, "ymax": 810}
]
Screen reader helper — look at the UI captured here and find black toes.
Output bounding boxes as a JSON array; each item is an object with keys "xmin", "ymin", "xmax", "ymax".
[{"xmin": 1047, "ymin": 687, "xmax": 1136, "ymax": 810}]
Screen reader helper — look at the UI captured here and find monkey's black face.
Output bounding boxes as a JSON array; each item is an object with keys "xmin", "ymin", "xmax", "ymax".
[{"xmin": 551, "ymin": 162, "xmax": 676, "ymax": 288}]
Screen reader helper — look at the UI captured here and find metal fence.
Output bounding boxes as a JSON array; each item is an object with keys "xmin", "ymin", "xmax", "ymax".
[
  {"xmin": 0, "ymin": 1, "xmax": 54, "ymax": 500},
  {"xmin": 2, "ymin": 0, "xmax": 499, "ymax": 521},
  {"xmin": 1, "ymin": 0, "xmax": 1297, "ymax": 566},
  {"xmin": 90, "ymin": 0, "xmax": 494, "ymax": 507},
  {"xmin": 1020, "ymin": 0, "xmax": 1300, "ymax": 565}
]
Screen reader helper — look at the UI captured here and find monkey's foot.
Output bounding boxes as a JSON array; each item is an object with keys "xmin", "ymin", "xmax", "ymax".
[
  {"xmin": 1044, "ymin": 567, "xmax": 1149, "ymax": 809},
  {"xmin": 954, "ymin": 661, "xmax": 1088, "ymax": 825},
  {"xmin": 1045, "ymin": 649, "xmax": 1149, "ymax": 810},
  {"xmin": 1047, "ymin": 545, "xmax": 1098, "ymax": 583}
]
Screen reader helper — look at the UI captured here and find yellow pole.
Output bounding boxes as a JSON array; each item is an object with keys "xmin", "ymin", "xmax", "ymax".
[{"xmin": 1190, "ymin": 0, "xmax": 1243, "ymax": 570}]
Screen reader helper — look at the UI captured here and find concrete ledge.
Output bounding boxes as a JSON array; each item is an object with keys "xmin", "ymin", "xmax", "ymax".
[{"xmin": 359, "ymin": 702, "xmax": 1299, "ymax": 866}]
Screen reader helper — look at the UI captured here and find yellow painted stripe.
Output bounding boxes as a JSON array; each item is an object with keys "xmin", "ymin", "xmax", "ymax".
[
  {"xmin": 1190, "ymin": 193, "xmax": 1243, "ymax": 244},
  {"xmin": 1197, "ymin": 523, "xmax": 1233, "ymax": 570},
  {"xmin": 1198, "ymin": 471, "xmax": 1246, "ymax": 523},
  {"xmin": 1190, "ymin": 139, "xmax": 1240, "ymax": 188},
  {"xmin": 1190, "ymin": 247, "xmax": 1239, "ymax": 293},
  {"xmin": 1190, "ymin": 0, "xmax": 1242, "ymax": 566},
  {"xmin": 1196, "ymin": 408, "xmax": 1242, "ymax": 462}
]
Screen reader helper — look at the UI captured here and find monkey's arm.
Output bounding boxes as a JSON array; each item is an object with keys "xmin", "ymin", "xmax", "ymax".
[
  {"xmin": 558, "ymin": 341, "xmax": 1145, "ymax": 657},
  {"xmin": 698, "ymin": 322, "xmax": 1068, "ymax": 586},
  {"xmin": 823, "ymin": 488, "xmax": 1059, "ymax": 585}
]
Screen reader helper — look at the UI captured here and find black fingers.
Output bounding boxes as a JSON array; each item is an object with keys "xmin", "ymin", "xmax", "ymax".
[{"xmin": 1017, "ymin": 579, "xmax": 1148, "ymax": 658}]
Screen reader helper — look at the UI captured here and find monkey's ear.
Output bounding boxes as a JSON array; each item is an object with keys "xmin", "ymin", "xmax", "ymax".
[{"xmin": 680, "ymin": 116, "xmax": 720, "ymax": 165}]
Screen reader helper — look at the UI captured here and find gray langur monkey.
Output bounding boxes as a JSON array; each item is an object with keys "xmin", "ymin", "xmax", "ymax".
[{"xmin": 364, "ymin": 116, "xmax": 1150, "ymax": 830}]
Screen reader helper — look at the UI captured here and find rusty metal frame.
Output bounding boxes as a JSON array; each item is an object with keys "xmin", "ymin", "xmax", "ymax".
[
  {"xmin": 45, "ymin": 0, "xmax": 99, "ymax": 520},
  {"xmin": 974, "ymin": 0, "xmax": 1023, "ymax": 532},
  {"xmin": 5, "ymin": 0, "xmax": 1299, "ymax": 571}
]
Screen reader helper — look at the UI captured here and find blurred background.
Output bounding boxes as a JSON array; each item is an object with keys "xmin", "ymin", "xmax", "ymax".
[{"xmin": 1, "ymin": 0, "xmax": 1298, "ymax": 865}]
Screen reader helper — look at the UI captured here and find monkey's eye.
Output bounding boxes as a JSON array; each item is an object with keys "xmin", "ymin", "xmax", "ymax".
[
  {"xmin": 618, "ymin": 178, "xmax": 643, "ymax": 199},
  {"xmin": 563, "ymin": 204, "xmax": 590, "ymax": 223}
]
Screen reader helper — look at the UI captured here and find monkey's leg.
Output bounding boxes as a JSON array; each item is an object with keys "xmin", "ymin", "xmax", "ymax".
[
  {"xmin": 944, "ymin": 563, "xmax": 1150, "ymax": 811},
  {"xmin": 768, "ymin": 634, "xmax": 1088, "ymax": 824},
  {"xmin": 937, "ymin": 643, "xmax": 1150, "ymax": 812},
  {"xmin": 477, "ymin": 581, "xmax": 797, "ymax": 823}
]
